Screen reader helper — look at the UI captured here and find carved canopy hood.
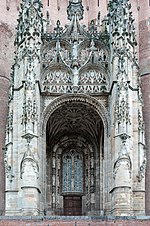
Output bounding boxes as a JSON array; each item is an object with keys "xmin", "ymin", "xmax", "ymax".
[{"xmin": 41, "ymin": 0, "xmax": 110, "ymax": 96}]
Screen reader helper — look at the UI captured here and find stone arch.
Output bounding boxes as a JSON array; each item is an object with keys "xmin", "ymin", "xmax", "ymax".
[
  {"xmin": 41, "ymin": 94, "xmax": 109, "ymax": 137},
  {"xmin": 40, "ymin": 94, "xmax": 110, "ymax": 215}
]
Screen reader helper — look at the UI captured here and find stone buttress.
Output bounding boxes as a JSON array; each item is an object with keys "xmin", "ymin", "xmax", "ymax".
[
  {"xmin": 108, "ymin": 0, "xmax": 146, "ymax": 215},
  {"xmin": 5, "ymin": 0, "xmax": 43, "ymax": 215}
]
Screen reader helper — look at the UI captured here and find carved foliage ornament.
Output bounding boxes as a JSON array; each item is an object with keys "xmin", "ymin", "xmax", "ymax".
[
  {"xmin": 6, "ymin": 110, "xmax": 13, "ymax": 134},
  {"xmin": 115, "ymin": 98, "xmax": 130, "ymax": 125},
  {"xmin": 108, "ymin": 0, "xmax": 137, "ymax": 48},
  {"xmin": 138, "ymin": 110, "xmax": 144, "ymax": 132},
  {"xmin": 22, "ymin": 97, "xmax": 38, "ymax": 125},
  {"xmin": 15, "ymin": 0, "xmax": 43, "ymax": 46}
]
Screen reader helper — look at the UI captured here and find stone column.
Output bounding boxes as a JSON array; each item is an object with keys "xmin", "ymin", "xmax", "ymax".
[{"xmin": 111, "ymin": 135, "xmax": 132, "ymax": 216}]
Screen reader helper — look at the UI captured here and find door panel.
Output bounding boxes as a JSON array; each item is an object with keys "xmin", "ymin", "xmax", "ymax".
[{"xmin": 64, "ymin": 196, "xmax": 82, "ymax": 216}]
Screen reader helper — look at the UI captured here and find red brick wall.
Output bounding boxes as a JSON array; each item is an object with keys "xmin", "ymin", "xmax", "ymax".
[
  {"xmin": 0, "ymin": 219, "xmax": 150, "ymax": 226},
  {"xmin": 0, "ymin": 76, "xmax": 9, "ymax": 215},
  {"xmin": 139, "ymin": 20, "xmax": 150, "ymax": 75},
  {"xmin": 141, "ymin": 75, "xmax": 150, "ymax": 215},
  {"xmin": 139, "ymin": 0, "xmax": 150, "ymax": 216}
]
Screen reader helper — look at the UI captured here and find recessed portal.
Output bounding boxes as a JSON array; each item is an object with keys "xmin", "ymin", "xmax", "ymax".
[{"xmin": 46, "ymin": 101, "xmax": 104, "ymax": 215}]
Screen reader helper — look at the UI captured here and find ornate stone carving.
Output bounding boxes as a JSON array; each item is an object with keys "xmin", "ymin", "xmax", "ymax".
[
  {"xmin": 6, "ymin": 110, "xmax": 13, "ymax": 135},
  {"xmin": 108, "ymin": 0, "xmax": 138, "ymax": 136},
  {"xmin": 138, "ymin": 110, "xmax": 145, "ymax": 132},
  {"xmin": 41, "ymin": 0, "xmax": 109, "ymax": 96},
  {"xmin": 115, "ymin": 98, "xmax": 130, "ymax": 126},
  {"xmin": 67, "ymin": 0, "xmax": 84, "ymax": 21},
  {"xmin": 46, "ymin": 101, "xmax": 103, "ymax": 150},
  {"xmin": 22, "ymin": 98, "xmax": 38, "ymax": 127},
  {"xmin": 3, "ymin": 146, "xmax": 14, "ymax": 183},
  {"xmin": 137, "ymin": 149, "xmax": 146, "ymax": 182},
  {"xmin": 41, "ymin": 94, "xmax": 109, "ymax": 137},
  {"xmin": 137, "ymin": 110, "xmax": 146, "ymax": 182},
  {"xmin": 4, "ymin": 0, "xmax": 146, "ymax": 216},
  {"xmin": 42, "ymin": 69, "xmax": 108, "ymax": 94},
  {"xmin": 108, "ymin": 0, "xmax": 137, "ymax": 49},
  {"xmin": 4, "ymin": 106, "xmax": 14, "ymax": 183},
  {"xmin": 14, "ymin": 0, "xmax": 43, "ymax": 137},
  {"xmin": 15, "ymin": 0, "xmax": 43, "ymax": 48}
]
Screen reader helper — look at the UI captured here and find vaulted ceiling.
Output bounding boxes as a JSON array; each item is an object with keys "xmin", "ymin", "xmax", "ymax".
[{"xmin": 46, "ymin": 102, "xmax": 104, "ymax": 149}]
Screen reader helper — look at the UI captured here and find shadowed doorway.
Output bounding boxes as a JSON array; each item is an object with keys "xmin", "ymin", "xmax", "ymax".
[{"xmin": 46, "ymin": 101, "xmax": 104, "ymax": 216}]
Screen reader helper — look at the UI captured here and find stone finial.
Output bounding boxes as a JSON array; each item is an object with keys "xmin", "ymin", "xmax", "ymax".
[{"xmin": 67, "ymin": 0, "xmax": 84, "ymax": 21}]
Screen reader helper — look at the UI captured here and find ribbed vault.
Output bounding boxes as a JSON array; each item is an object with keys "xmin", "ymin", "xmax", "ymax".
[{"xmin": 46, "ymin": 101, "xmax": 104, "ymax": 150}]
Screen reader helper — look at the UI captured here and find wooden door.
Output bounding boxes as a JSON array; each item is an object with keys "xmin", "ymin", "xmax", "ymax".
[{"xmin": 64, "ymin": 196, "xmax": 82, "ymax": 216}]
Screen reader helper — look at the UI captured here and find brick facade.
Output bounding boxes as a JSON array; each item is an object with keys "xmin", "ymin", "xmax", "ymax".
[
  {"xmin": 139, "ymin": 0, "xmax": 150, "ymax": 216},
  {"xmin": 0, "ymin": 77, "xmax": 9, "ymax": 215}
]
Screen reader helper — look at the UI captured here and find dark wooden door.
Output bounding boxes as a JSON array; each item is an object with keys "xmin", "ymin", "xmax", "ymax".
[{"xmin": 64, "ymin": 196, "xmax": 82, "ymax": 216}]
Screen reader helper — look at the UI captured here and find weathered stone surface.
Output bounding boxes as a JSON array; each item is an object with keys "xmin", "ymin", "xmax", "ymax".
[{"xmin": 0, "ymin": 0, "xmax": 149, "ymax": 217}]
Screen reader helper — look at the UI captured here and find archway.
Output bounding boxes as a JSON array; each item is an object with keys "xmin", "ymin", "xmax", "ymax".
[{"xmin": 45, "ymin": 100, "xmax": 106, "ymax": 216}]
